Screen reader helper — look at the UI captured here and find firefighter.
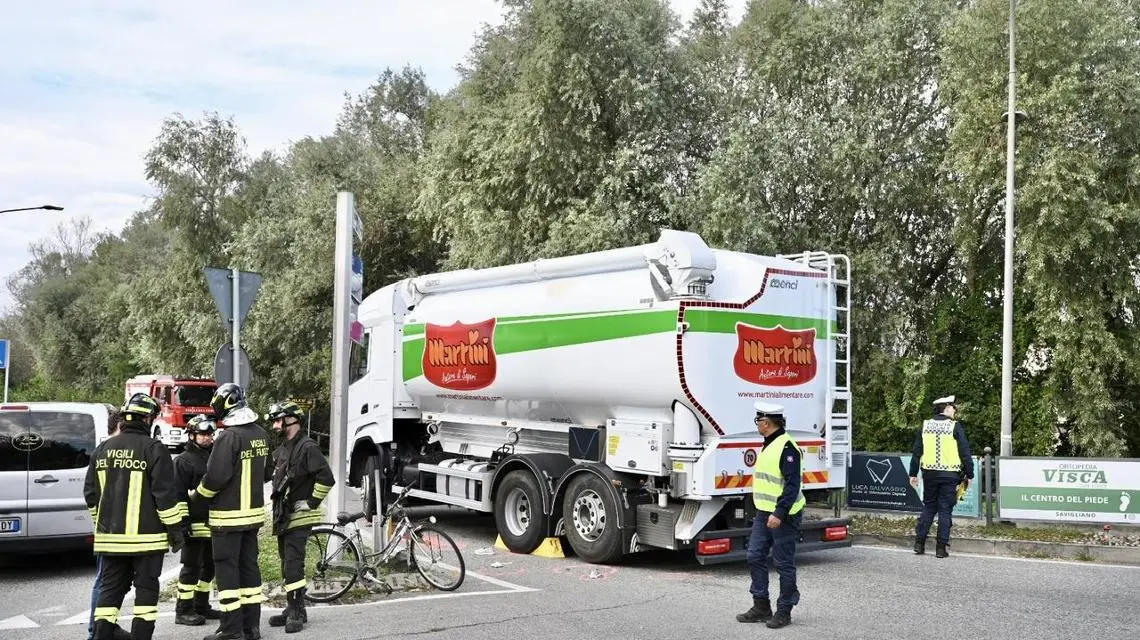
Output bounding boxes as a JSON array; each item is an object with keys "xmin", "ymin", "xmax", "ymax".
[
  {"xmin": 83, "ymin": 393, "xmax": 184, "ymax": 640},
  {"xmin": 265, "ymin": 401, "xmax": 335, "ymax": 633},
  {"xmin": 193, "ymin": 383, "xmax": 271, "ymax": 640},
  {"xmin": 910, "ymin": 394, "xmax": 974, "ymax": 558},
  {"xmin": 736, "ymin": 402, "xmax": 804, "ymax": 629},
  {"xmin": 174, "ymin": 415, "xmax": 222, "ymax": 626}
]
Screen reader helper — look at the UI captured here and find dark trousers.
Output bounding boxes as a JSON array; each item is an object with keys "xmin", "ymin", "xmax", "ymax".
[
  {"xmin": 212, "ymin": 528, "xmax": 263, "ymax": 635},
  {"xmin": 88, "ymin": 554, "xmax": 103, "ymax": 640},
  {"xmin": 177, "ymin": 537, "xmax": 216, "ymax": 612},
  {"xmin": 746, "ymin": 511, "xmax": 802, "ymax": 612},
  {"xmin": 278, "ymin": 527, "xmax": 310, "ymax": 593},
  {"xmin": 93, "ymin": 552, "xmax": 164, "ymax": 640},
  {"xmin": 916, "ymin": 474, "xmax": 959, "ymax": 544}
]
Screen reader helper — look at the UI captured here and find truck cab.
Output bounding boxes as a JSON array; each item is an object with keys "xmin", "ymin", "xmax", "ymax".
[{"xmin": 125, "ymin": 375, "xmax": 217, "ymax": 450}]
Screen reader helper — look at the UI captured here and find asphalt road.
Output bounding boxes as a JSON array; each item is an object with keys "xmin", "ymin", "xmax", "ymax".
[{"xmin": 2, "ymin": 500, "xmax": 1138, "ymax": 640}]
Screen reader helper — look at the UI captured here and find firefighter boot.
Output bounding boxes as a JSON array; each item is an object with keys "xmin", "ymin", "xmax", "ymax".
[
  {"xmin": 177, "ymin": 597, "xmax": 207, "ymax": 626},
  {"xmin": 285, "ymin": 590, "xmax": 304, "ymax": 634},
  {"xmin": 244, "ymin": 629, "xmax": 262, "ymax": 640},
  {"xmin": 202, "ymin": 611, "xmax": 244, "ymax": 640},
  {"xmin": 766, "ymin": 609, "xmax": 793, "ymax": 629},
  {"xmin": 914, "ymin": 537, "xmax": 926, "ymax": 555},
  {"xmin": 130, "ymin": 616, "xmax": 157, "ymax": 640},
  {"xmin": 936, "ymin": 542, "xmax": 949, "ymax": 558},
  {"xmin": 267, "ymin": 599, "xmax": 290, "ymax": 628},
  {"xmin": 735, "ymin": 597, "xmax": 772, "ymax": 623},
  {"xmin": 194, "ymin": 590, "xmax": 222, "ymax": 620},
  {"xmin": 297, "ymin": 588, "xmax": 308, "ymax": 623}
]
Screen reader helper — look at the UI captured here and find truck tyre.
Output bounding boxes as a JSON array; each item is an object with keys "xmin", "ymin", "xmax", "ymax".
[
  {"xmin": 152, "ymin": 425, "xmax": 161, "ymax": 440},
  {"xmin": 561, "ymin": 473, "xmax": 624, "ymax": 564},
  {"xmin": 493, "ymin": 470, "xmax": 548, "ymax": 554}
]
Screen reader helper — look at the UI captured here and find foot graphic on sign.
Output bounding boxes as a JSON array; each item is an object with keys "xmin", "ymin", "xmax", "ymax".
[{"xmin": 1121, "ymin": 492, "xmax": 1131, "ymax": 512}]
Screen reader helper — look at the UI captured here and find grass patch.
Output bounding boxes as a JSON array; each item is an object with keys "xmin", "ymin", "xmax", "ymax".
[{"xmin": 848, "ymin": 514, "xmax": 1092, "ymax": 545}]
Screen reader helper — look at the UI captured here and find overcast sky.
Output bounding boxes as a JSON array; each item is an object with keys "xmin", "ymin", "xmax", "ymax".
[{"xmin": 0, "ymin": 0, "xmax": 746, "ymax": 313}]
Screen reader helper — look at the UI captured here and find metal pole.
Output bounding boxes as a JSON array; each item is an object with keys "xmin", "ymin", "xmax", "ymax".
[
  {"xmin": 327, "ymin": 192, "xmax": 355, "ymax": 520},
  {"xmin": 983, "ymin": 447, "xmax": 994, "ymax": 527},
  {"xmin": 2, "ymin": 347, "xmax": 9, "ymax": 404},
  {"xmin": 231, "ymin": 267, "xmax": 241, "ymax": 386},
  {"xmin": 1000, "ymin": 0, "xmax": 1017, "ymax": 457}
]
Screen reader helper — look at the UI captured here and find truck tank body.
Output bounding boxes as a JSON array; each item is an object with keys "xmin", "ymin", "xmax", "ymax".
[{"xmin": 397, "ymin": 250, "xmax": 836, "ymax": 443}]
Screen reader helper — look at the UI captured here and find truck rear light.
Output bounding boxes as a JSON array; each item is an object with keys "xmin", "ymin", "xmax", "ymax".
[
  {"xmin": 823, "ymin": 526, "xmax": 848, "ymax": 541},
  {"xmin": 0, "ymin": 404, "xmax": 29, "ymax": 411},
  {"xmin": 696, "ymin": 538, "xmax": 732, "ymax": 555}
]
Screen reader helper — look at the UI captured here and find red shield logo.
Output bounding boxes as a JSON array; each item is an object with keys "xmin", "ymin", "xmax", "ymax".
[
  {"xmin": 733, "ymin": 323, "xmax": 817, "ymax": 387},
  {"xmin": 422, "ymin": 319, "xmax": 498, "ymax": 391}
]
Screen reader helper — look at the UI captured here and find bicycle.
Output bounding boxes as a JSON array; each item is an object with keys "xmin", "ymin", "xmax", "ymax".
[{"xmin": 303, "ymin": 481, "xmax": 466, "ymax": 603}]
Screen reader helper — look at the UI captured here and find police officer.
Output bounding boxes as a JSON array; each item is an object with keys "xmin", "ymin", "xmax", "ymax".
[
  {"xmin": 265, "ymin": 401, "xmax": 335, "ymax": 633},
  {"xmin": 174, "ymin": 415, "xmax": 222, "ymax": 626},
  {"xmin": 910, "ymin": 394, "xmax": 974, "ymax": 558},
  {"xmin": 737, "ymin": 402, "xmax": 804, "ymax": 629},
  {"xmin": 83, "ymin": 393, "xmax": 184, "ymax": 640},
  {"xmin": 194, "ymin": 383, "xmax": 270, "ymax": 640}
]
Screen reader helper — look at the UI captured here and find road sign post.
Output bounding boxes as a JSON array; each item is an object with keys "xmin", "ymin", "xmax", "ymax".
[
  {"xmin": 204, "ymin": 267, "xmax": 262, "ymax": 388},
  {"xmin": 328, "ymin": 192, "xmax": 362, "ymax": 528},
  {"xmin": 0, "ymin": 339, "xmax": 9, "ymax": 404}
]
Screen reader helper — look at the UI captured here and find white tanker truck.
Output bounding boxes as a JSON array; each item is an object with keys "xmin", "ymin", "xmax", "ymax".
[{"xmin": 345, "ymin": 229, "xmax": 853, "ymax": 564}]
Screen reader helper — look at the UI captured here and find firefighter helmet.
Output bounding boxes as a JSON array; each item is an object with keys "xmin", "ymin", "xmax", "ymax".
[
  {"xmin": 210, "ymin": 382, "xmax": 247, "ymax": 420},
  {"xmin": 265, "ymin": 401, "xmax": 304, "ymax": 424},
  {"xmin": 186, "ymin": 414, "xmax": 217, "ymax": 436},
  {"xmin": 121, "ymin": 393, "xmax": 160, "ymax": 424}
]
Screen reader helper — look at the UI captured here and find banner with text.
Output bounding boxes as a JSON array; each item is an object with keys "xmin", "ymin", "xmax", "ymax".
[
  {"xmin": 848, "ymin": 452, "xmax": 981, "ymax": 518},
  {"xmin": 998, "ymin": 457, "xmax": 1140, "ymax": 524}
]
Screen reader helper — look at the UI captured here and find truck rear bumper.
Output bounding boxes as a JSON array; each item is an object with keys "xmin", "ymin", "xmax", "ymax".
[{"xmin": 693, "ymin": 517, "xmax": 852, "ymax": 566}]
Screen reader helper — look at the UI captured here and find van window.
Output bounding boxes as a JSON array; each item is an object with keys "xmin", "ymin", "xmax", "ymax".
[
  {"xmin": 0, "ymin": 413, "xmax": 29, "ymax": 472},
  {"xmin": 16, "ymin": 412, "xmax": 97, "ymax": 471}
]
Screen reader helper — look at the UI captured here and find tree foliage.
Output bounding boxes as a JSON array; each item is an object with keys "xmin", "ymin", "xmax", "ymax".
[{"xmin": 5, "ymin": 0, "xmax": 1140, "ymax": 457}]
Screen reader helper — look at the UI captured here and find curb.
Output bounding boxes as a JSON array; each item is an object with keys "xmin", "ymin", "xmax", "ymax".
[{"xmin": 853, "ymin": 533, "xmax": 1140, "ymax": 566}]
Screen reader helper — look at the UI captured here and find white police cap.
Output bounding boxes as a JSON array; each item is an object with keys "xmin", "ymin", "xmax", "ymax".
[
  {"xmin": 754, "ymin": 401, "xmax": 785, "ymax": 418},
  {"xmin": 933, "ymin": 395, "xmax": 956, "ymax": 405}
]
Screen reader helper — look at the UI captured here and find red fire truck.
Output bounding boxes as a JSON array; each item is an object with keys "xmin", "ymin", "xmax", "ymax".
[{"xmin": 123, "ymin": 375, "xmax": 218, "ymax": 449}]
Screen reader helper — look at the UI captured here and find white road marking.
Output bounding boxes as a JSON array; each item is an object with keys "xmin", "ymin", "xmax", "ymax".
[
  {"xmin": 306, "ymin": 588, "xmax": 532, "ymax": 610},
  {"xmin": 0, "ymin": 615, "xmax": 39, "ymax": 629},
  {"xmin": 854, "ymin": 544, "xmax": 1140, "ymax": 569}
]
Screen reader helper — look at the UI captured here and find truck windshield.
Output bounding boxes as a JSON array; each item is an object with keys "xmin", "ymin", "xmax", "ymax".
[{"xmin": 174, "ymin": 385, "xmax": 216, "ymax": 408}]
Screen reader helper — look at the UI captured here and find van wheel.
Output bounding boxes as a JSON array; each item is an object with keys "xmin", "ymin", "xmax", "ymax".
[
  {"xmin": 562, "ymin": 474, "xmax": 624, "ymax": 564},
  {"xmin": 493, "ymin": 470, "xmax": 548, "ymax": 554}
]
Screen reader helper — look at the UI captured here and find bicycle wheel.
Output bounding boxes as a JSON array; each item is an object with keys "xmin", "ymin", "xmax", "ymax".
[
  {"xmin": 409, "ymin": 524, "xmax": 465, "ymax": 591},
  {"xmin": 304, "ymin": 526, "xmax": 361, "ymax": 603}
]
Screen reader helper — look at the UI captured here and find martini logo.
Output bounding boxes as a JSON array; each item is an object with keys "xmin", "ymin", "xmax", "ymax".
[
  {"xmin": 733, "ymin": 323, "xmax": 817, "ymax": 387},
  {"xmin": 423, "ymin": 318, "xmax": 498, "ymax": 391}
]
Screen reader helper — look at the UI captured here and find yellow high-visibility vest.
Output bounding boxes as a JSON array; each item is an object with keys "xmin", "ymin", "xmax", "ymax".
[
  {"xmin": 920, "ymin": 419, "xmax": 962, "ymax": 471},
  {"xmin": 752, "ymin": 433, "xmax": 805, "ymax": 515}
]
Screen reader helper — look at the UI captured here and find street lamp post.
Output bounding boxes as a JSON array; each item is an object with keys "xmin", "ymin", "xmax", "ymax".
[
  {"xmin": 1000, "ymin": 0, "xmax": 1018, "ymax": 458},
  {"xmin": 0, "ymin": 205, "xmax": 64, "ymax": 214}
]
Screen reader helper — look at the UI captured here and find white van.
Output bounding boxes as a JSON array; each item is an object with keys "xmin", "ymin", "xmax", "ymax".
[{"xmin": 0, "ymin": 402, "xmax": 114, "ymax": 554}]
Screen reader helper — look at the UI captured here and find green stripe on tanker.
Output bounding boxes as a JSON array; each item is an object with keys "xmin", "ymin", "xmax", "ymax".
[{"xmin": 401, "ymin": 309, "xmax": 833, "ymax": 382}]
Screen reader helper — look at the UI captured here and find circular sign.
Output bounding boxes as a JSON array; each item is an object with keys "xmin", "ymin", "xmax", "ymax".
[
  {"xmin": 743, "ymin": 449, "xmax": 757, "ymax": 467},
  {"xmin": 12, "ymin": 433, "xmax": 45, "ymax": 452}
]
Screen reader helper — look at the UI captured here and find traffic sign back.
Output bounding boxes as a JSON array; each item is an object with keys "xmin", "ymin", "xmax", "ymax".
[{"xmin": 204, "ymin": 267, "xmax": 263, "ymax": 326}]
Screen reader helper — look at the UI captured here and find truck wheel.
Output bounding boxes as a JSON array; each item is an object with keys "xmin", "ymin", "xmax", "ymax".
[
  {"xmin": 493, "ymin": 470, "xmax": 548, "ymax": 554},
  {"xmin": 152, "ymin": 425, "xmax": 161, "ymax": 440},
  {"xmin": 562, "ymin": 474, "xmax": 624, "ymax": 564}
]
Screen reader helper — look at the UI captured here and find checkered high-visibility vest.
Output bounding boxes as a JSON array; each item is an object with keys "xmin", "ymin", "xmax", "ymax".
[
  {"xmin": 752, "ymin": 433, "xmax": 805, "ymax": 514},
  {"xmin": 920, "ymin": 419, "xmax": 962, "ymax": 472}
]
